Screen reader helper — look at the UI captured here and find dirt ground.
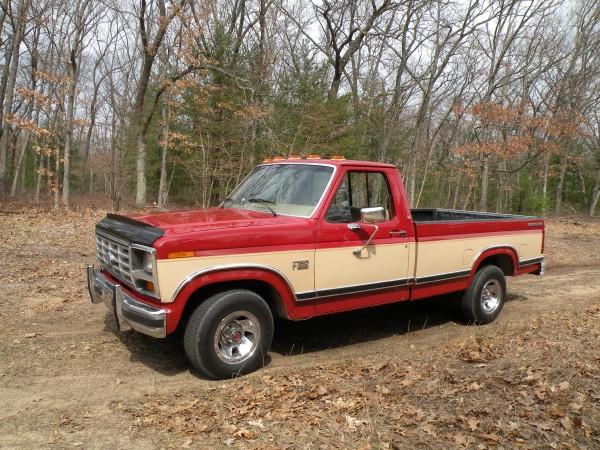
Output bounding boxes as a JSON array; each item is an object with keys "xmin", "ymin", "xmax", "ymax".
[{"xmin": 0, "ymin": 207, "xmax": 599, "ymax": 449}]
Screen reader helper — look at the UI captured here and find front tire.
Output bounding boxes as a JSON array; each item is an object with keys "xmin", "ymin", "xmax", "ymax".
[
  {"xmin": 184, "ymin": 289, "xmax": 274, "ymax": 379},
  {"xmin": 461, "ymin": 265, "xmax": 506, "ymax": 324}
]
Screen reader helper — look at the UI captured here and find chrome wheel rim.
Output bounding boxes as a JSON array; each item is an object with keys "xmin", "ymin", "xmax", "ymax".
[
  {"xmin": 213, "ymin": 311, "xmax": 261, "ymax": 364},
  {"xmin": 481, "ymin": 279, "xmax": 501, "ymax": 313}
]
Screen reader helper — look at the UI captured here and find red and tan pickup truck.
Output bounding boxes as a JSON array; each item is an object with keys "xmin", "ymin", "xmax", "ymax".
[{"xmin": 87, "ymin": 157, "xmax": 544, "ymax": 379}]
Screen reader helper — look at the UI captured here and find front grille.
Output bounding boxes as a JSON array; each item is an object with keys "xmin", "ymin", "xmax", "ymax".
[{"xmin": 96, "ymin": 232, "xmax": 133, "ymax": 284}]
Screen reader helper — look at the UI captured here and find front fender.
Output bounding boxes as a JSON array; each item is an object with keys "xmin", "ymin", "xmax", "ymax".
[{"xmin": 164, "ymin": 266, "xmax": 312, "ymax": 334}]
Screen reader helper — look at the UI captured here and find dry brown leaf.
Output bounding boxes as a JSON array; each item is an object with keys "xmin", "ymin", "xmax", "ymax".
[
  {"xmin": 421, "ymin": 424, "xmax": 437, "ymax": 437},
  {"xmin": 467, "ymin": 417, "xmax": 479, "ymax": 431},
  {"xmin": 559, "ymin": 417, "xmax": 573, "ymax": 431},
  {"xmin": 222, "ymin": 437, "xmax": 235, "ymax": 446},
  {"xmin": 345, "ymin": 415, "xmax": 367, "ymax": 431},
  {"xmin": 247, "ymin": 419, "xmax": 264, "ymax": 429},
  {"xmin": 376, "ymin": 385, "xmax": 391, "ymax": 395},
  {"xmin": 548, "ymin": 404, "xmax": 566, "ymax": 418},
  {"xmin": 453, "ymin": 433, "xmax": 468, "ymax": 446},
  {"xmin": 478, "ymin": 433, "xmax": 500, "ymax": 443},
  {"xmin": 234, "ymin": 428, "xmax": 256, "ymax": 439}
]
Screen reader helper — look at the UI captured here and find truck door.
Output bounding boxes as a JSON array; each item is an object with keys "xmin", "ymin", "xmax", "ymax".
[{"xmin": 314, "ymin": 168, "xmax": 412, "ymax": 314}]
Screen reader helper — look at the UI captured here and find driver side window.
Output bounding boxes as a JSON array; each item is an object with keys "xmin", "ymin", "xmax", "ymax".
[{"xmin": 326, "ymin": 171, "xmax": 393, "ymax": 223}]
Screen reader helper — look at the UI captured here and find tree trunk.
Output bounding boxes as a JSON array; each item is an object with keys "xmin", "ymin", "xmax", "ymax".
[
  {"xmin": 452, "ymin": 172, "xmax": 461, "ymax": 209},
  {"xmin": 54, "ymin": 149, "xmax": 60, "ymax": 209},
  {"xmin": 135, "ymin": 132, "xmax": 147, "ymax": 206},
  {"xmin": 0, "ymin": 32, "xmax": 14, "ymax": 150},
  {"xmin": 10, "ymin": 132, "xmax": 29, "ymax": 197},
  {"xmin": 554, "ymin": 155, "xmax": 568, "ymax": 216},
  {"xmin": 479, "ymin": 155, "xmax": 489, "ymax": 211},
  {"xmin": 34, "ymin": 152, "xmax": 43, "ymax": 202},
  {"xmin": 541, "ymin": 152, "xmax": 550, "ymax": 214},
  {"xmin": 462, "ymin": 183, "xmax": 473, "ymax": 210},
  {"xmin": 589, "ymin": 167, "xmax": 600, "ymax": 217},
  {"xmin": 0, "ymin": 0, "xmax": 27, "ymax": 195},
  {"xmin": 157, "ymin": 104, "xmax": 169, "ymax": 208},
  {"xmin": 133, "ymin": 0, "xmax": 175, "ymax": 206},
  {"xmin": 80, "ymin": 83, "xmax": 99, "ymax": 190},
  {"xmin": 62, "ymin": 85, "xmax": 75, "ymax": 207},
  {"xmin": 133, "ymin": 57, "xmax": 151, "ymax": 206}
]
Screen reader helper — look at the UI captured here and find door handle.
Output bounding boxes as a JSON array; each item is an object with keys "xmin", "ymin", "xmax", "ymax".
[{"xmin": 390, "ymin": 230, "xmax": 407, "ymax": 237}]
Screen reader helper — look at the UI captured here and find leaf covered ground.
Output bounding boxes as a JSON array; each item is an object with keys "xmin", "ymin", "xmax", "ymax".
[{"xmin": 0, "ymin": 206, "xmax": 599, "ymax": 449}]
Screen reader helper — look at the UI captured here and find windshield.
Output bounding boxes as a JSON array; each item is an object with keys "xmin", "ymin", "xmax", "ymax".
[{"xmin": 224, "ymin": 164, "xmax": 335, "ymax": 217}]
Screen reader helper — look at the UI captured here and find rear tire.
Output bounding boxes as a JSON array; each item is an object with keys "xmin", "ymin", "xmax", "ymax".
[
  {"xmin": 184, "ymin": 289, "xmax": 274, "ymax": 379},
  {"xmin": 461, "ymin": 265, "xmax": 506, "ymax": 324}
]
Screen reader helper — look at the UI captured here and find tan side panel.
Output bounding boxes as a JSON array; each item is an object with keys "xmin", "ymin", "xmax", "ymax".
[
  {"xmin": 314, "ymin": 243, "xmax": 410, "ymax": 291},
  {"xmin": 415, "ymin": 232, "xmax": 543, "ymax": 278},
  {"xmin": 157, "ymin": 250, "xmax": 314, "ymax": 302}
]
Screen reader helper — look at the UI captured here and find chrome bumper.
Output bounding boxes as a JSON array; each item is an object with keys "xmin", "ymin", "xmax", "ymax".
[{"xmin": 87, "ymin": 266, "xmax": 167, "ymax": 338}]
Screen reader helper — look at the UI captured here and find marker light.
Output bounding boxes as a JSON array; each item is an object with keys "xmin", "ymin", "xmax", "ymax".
[{"xmin": 168, "ymin": 251, "xmax": 195, "ymax": 259}]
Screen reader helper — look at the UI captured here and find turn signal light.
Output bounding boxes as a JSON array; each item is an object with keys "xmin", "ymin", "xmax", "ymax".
[
  {"xmin": 168, "ymin": 251, "xmax": 195, "ymax": 259},
  {"xmin": 146, "ymin": 281, "xmax": 155, "ymax": 292},
  {"xmin": 331, "ymin": 155, "xmax": 346, "ymax": 160}
]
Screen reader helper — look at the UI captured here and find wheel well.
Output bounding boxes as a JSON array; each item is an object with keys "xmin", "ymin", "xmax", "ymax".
[
  {"xmin": 477, "ymin": 253, "xmax": 515, "ymax": 276},
  {"xmin": 179, "ymin": 280, "xmax": 286, "ymax": 328}
]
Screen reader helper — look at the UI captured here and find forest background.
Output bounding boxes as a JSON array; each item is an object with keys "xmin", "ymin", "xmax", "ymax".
[{"xmin": 0, "ymin": 0, "xmax": 599, "ymax": 216}]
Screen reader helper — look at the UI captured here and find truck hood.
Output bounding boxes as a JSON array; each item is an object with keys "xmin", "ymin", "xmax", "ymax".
[{"xmin": 131, "ymin": 207, "xmax": 303, "ymax": 234}]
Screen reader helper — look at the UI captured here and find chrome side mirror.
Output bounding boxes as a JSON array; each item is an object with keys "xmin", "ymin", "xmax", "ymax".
[
  {"xmin": 348, "ymin": 207, "xmax": 386, "ymax": 255},
  {"xmin": 360, "ymin": 206, "xmax": 386, "ymax": 224}
]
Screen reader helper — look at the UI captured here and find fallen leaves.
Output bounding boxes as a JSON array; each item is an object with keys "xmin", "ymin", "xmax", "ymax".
[
  {"xmin": 456, "ymin": 335, "xmax": 503, "ymax": 363},
  {"xmin": 345, "ymin": 415, "xmax": 368, "ymax": 431},
  {"xmin": 3, "ymin": 210, "xmax": 600, "ymax": 449}
]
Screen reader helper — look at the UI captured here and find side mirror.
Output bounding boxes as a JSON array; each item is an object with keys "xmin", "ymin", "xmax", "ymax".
[
  {"xmin": 360, "ymin": 206, "xmax": 386, "ymax": 224},
  {"xmin": 348, "ymin": 207, "xmax": 386, "ymax": 256}
]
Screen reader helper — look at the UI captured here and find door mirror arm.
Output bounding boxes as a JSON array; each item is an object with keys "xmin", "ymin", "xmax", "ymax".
[
  {"xmin": 352, "ymin": 223, "xmax": 379, "ymax": 255},
  {"xmin": 347, "ymin": 206, "xmax": 386, "ymax": 255}
]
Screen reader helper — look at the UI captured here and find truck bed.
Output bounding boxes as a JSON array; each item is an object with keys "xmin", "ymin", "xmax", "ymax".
[
  {"xmin": 411, "ymin": 208, "xmax": 536, "ymax": 223},
  {"xmin": 409, "ymin": 207, "xmax": 544, "ymax": 294}
]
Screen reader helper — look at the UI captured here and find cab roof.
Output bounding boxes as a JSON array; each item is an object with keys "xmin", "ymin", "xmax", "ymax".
[{"xmin": 259, "ymin": 157, "xmax": 396, "ymax": 169}]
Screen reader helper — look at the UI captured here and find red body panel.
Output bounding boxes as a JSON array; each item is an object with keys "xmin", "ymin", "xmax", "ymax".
[
  {"xmin": 119, "ymin": 159, "xmax": 544, "ymax": 333},
  {"xmin": 138, "ymin": 209, "xmax": 316, "ymax": 260},
  {"xmin": 414, "ymin": 218, "xmax": 544, "ymax": 240}
]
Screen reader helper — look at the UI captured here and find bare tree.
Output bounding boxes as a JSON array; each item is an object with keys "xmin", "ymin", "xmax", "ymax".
[
  {"xmin": 0, "ymin": 0, "xmax": 30, "ymax": 196},
  {"xmin": 133, "ymin": 0, "xmax": 187, "ymax": 206}
]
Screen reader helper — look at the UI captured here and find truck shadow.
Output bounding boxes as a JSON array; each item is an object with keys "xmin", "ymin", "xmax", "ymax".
[
  {"xmin": 271, "ymin": 295, "xmax": 460, "ymax": 356},
  {"xmin": 103, "ymin": 314, "xmax": 190, "ymax": 376},
  {"xmin": 104, "ymin": 292, "xmax": 528, "ymax": 376}
]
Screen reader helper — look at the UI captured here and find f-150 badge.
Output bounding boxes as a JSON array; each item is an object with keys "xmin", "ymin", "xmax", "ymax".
[{"xmin": 292, "ymin": 260, "xmax": 309, "ymax": 270}]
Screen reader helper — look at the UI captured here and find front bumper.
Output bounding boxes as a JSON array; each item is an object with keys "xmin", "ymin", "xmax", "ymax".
[{"xmin": 87, "ymin": 266, "xmax": 167, "ymax": 338}]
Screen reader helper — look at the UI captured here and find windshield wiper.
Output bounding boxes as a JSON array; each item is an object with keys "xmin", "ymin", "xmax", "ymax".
[
  {"xmin": 246, "ymin": 198, "xmax": 277, "ymax": 216},
  {"xmin": 221, "ymin": 196, "xmax": 234, "ymax": 208}
]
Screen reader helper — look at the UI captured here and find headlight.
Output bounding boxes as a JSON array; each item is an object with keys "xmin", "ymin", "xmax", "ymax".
[{"xmin": 142, "ymin": 252, "xmax": 153, "ymax": 273}]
